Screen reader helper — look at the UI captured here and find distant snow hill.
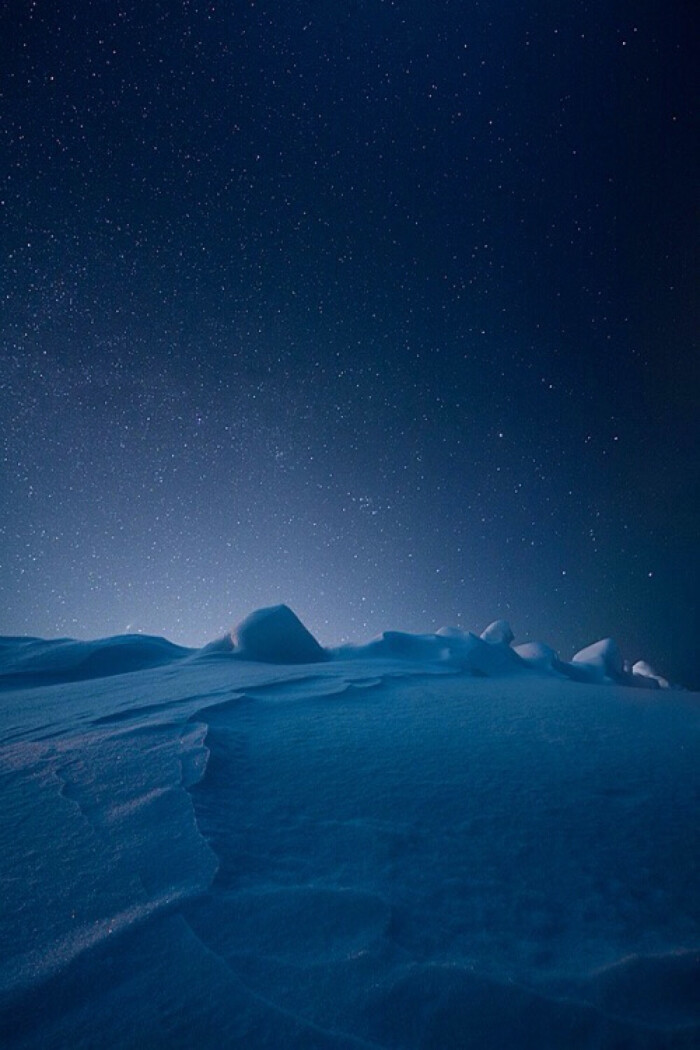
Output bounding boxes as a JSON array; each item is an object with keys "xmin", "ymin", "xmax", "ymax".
[{"xmin": 0, "ymin": 607, "xmax": 697, "ymax": 1049}]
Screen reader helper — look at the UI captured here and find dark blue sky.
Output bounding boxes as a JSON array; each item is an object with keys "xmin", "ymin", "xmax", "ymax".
[{"xmin": 1, "ymin": 1, "xmax": 697, "ymax": 684}]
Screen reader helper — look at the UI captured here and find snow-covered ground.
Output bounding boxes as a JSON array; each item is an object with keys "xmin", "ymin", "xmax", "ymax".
[{"xmin": 1, "ymin": 610, "xmax": 698, "ymax": 1048}]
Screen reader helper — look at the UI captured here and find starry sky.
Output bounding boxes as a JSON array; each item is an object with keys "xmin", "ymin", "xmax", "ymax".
[{"xmin": 1, "ymin": 1, "xmax": 698, "ymax": 684}]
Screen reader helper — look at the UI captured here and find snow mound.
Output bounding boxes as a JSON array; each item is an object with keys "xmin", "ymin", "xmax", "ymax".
[
  {"xmin": 0, "ymin": 634, "xmax": 191, "ymax": 687},
  {"xmin": 632, "ymin": 660, "xmax": 670, "ymax": 689},
  {"xmin": 514, "ymin": 641, "xmax": 562, "ymax": 672},
  {"xmin": 570, "ymin": 638, "xmax": 625, "ymax": 682},
  {"xmin": 332, "ymin": 630, "xmax": 450, "ymax": 663},
  {"xmin": 231, "ymin": 604, "xmax": 327, "ymax": 664},
  {"xmin": 0, "ymin": 610, "xmax": 676, "ymax": 689},
  {"xmin": 240, "ymin": 610, "xmax": 673, "ymax": 687},
  {"xmin": 447, "ymin": 631, "xmax": 525, "ymax": 675},
  {"xmin": 480, "ymin": 619, "xmax": 515, "ymax": 645},
  {"xmin": 332, "ymin": 628, "xmax": 525, "ymax": 676},
  {"xmin": 436, "ymin": 625, "xmax": 468, "ymax": 638},
  {"xmin": 376, "ymin": 630, "xmax": 450, "ymax": 661}
]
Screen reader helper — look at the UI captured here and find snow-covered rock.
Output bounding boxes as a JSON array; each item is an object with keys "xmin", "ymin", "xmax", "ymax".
[
  {"xmin": 436, "ymin": 625, "xmax": 468, "ymax": 639},
  {"xmin": 231, "ymin": 604, "xmax": 327, "ymax": 664},
  {"xmin": 331, "ymin": 628, "xmax": 525, "ymax": 675},
  {"xmin": 480, "ymin": 620, "xmax": 515, "ymax": 646},
  {"xmin": 571, "ymin": 638, "xmax": 625, "ymax": 682},
  {"xmin": 632, "ymin": 660, "xmax": 670, "ymax": 689},
  {"xmin": 376, "ymin": 631, "xmax": 450, "ymax": 661},
  {"xmin": 331, "ymin": 631, "xmax": 450, "ymax": 663},
  {"xmin": 514, "ymin": 641, "xmax": 561, "ymax": 672},
  {"xmin": 449, "ymin": 631, "xmax": 525, "ymax": 675}
]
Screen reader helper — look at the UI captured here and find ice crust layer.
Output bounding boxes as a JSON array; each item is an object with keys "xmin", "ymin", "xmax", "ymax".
[{"xmin": 0, "ymin": 616, "xmax": 698, "ymax": 1048}]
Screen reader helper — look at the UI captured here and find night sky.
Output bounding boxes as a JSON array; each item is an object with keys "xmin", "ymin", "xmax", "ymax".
[{"xmin": 1, "ymin": 2, "xmax": 698, "ymax": 685}]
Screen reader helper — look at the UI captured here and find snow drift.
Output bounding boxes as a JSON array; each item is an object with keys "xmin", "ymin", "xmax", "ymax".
[
  {"xmin": 230, "ymin": 603, "xmax": 328, "ymax": 664},
  {"xmin": 0, "ymin": 607, "xmax": 697, "ymax": 1048},
  {"xmin": 0, "ymin": 633, "xmax": 192, "ymax": 687},
  {"xmin": 0, "ymin": 606, "xmax": 677, "ymax": 690}
]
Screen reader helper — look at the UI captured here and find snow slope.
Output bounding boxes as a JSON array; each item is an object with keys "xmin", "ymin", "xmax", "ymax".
[{"xmin": 0, "ymin": 613, "xmax": 698, "ymax": 1048}]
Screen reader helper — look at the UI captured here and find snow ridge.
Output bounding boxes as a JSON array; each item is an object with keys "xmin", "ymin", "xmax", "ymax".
[{"xmin": 0, "ymin": 603, "xmax": 681, "ymax": 689}]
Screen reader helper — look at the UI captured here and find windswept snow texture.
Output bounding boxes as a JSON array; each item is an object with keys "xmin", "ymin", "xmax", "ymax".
[{"xmin": 0, "ymin": 624, "xmax": 698, "ymax": 1048}]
